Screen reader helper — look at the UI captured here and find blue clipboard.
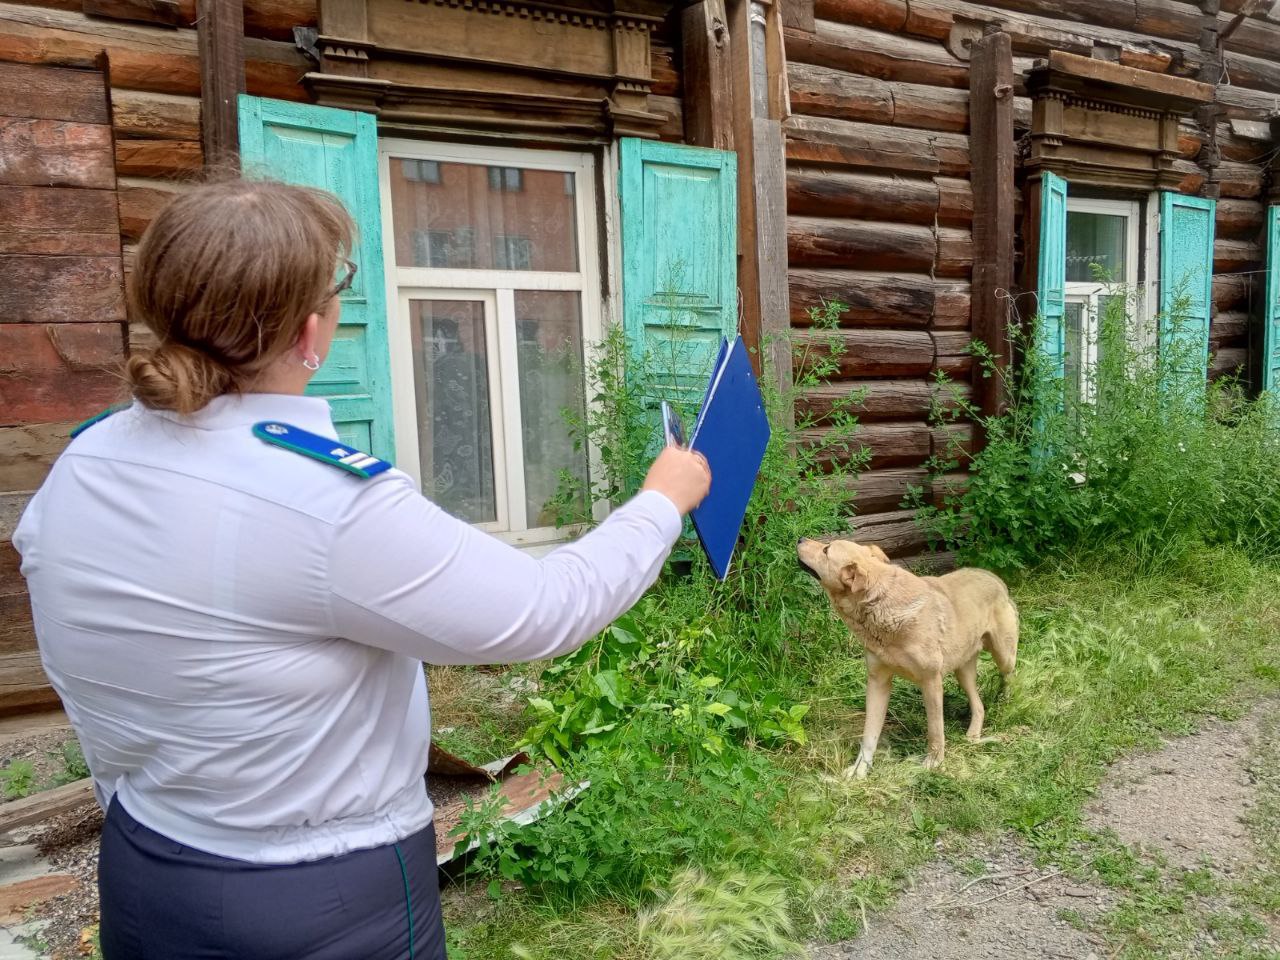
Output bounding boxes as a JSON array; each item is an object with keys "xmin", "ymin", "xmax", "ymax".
[{"xmin": 685, "ymin": 337, "xmax": 771, "ymax": 580}]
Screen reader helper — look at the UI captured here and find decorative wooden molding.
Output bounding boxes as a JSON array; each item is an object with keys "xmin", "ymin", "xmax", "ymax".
[
  {"xmin": 1024, "ymin": 50, "xmax": 1214, "ymax": 193},
  {"xmin": 307, "ymin": 0, "xmax": 673, "ymax": 140}
]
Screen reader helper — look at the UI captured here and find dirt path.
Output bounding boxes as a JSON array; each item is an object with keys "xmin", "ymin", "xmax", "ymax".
[{"xmin": 819, "ymin": 700, "xmax": 1280, "ymax": 960}]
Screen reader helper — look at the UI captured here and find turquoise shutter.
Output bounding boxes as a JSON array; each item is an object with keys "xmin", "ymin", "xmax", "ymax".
[
  {"xmin": 238, "ymin": 96, "xmax": 394, "ymax": 461},
  {"xmin": 1264, "ymin": 205, "xmax": 1280, "ymax": 393},
  {"xmin": 1035, "ymin": 171, "xmax": 1068, "ymax": 383},
  {"xmin": 1158, "ymin": 192, "xmax": 1215, "ymax": 393},
  {"xmin": 619, "ymin": 138, "xmax": 738, "ymax": 402}
]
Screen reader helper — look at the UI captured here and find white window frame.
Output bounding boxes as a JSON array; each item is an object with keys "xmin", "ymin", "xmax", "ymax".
[
  {"xmin": 378, "ymin": 139, "xmax": 605, "ymax": 549},
  {"xmin": 1064, "ymin": 197, "xmax": 1142, "ymax": 402}
]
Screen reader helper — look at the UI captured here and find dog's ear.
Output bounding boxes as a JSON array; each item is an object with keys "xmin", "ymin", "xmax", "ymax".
[
  {"xmin": 838, "ymin": 560, "xmax": 861, "ymax": 590},
  {"xmin": 867, "ymin": 544, "xmax": 890, "ymax": 563}
]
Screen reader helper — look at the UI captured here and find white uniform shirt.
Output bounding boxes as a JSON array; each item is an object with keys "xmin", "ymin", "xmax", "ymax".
[{"xmin": 13, "ymin": 393, "xmax": 681, "ymax": 864}]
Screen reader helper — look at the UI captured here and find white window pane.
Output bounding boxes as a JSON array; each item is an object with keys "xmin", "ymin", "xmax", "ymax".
[
  {"xmin": 1066, "ymin": 211, "xmax": 1128, "ymax": 283},
  {"xmin": 514, "ymin": 291, "xmax": 588, "ymax": 528},
  {"xmin": 409, "ymin": 300, "xmax": 497, "ymax": 524},
  {"xmin": 1064, "ymin": 301, "xmax": 1086, "ymax": 407},
  {"xmin": 389, "ymin": 160, "xmax": 579, "ymax": 272}
]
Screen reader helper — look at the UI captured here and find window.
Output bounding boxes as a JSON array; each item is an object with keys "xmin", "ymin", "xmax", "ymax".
[
  {"xmin": 380, "ymin": 142, "xmax": 601, "ymax": 547},
  {"xmin": 401, "ymin": 159, "xmax": 441, "ymax": 183},
  {"xmin": 1063, "ymin": 197, "xmax": 1141, "ymax": 404}
]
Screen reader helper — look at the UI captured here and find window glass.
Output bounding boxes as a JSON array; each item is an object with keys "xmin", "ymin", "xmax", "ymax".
[
  {"xmin": 409, "ymin": 300, "xmax": 496, "ymax": 524},
  {"xmin": 1064, "ymin": 300, "xmax": 1086, "ymax": 407},
  {"xmin": 1066, "ymin": 211, "xmax": 1128, "ymax": 283},
  {"xmin": 390, "ymin": 161, "xmax": 578, "ymax": 272}
]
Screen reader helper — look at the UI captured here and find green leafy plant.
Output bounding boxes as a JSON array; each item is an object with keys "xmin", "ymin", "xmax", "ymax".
[
  {"xmin": 1, "ymin": 759, "xmax": 37, "ymax": 800},
  {"xmin": 52, "ymin": 739, "xmax": 90, "ymax": 786}
]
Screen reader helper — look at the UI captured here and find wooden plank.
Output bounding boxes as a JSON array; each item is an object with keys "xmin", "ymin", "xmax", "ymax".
[
  {"xmin": 786, "ymin": 21, "xmax": 969, "ymax": 88},
  {"xmin": 781, "ymin": 0, "xmax": 816, "ymax": 31},
  {"xmin": 788, "ymin": 216, "xmax": 937, "ymax": 270},
  {"xmin": 0, "ymin": 324, "xmax": 126, "ymax": 426},
  {"xmin": 936, "ymin": 176, "xmax": 972, "ymax": 226},
  {"xmin": 851, "ymin": 467, "xmax": 928, "ymax": 512},
  {"xmin": 1216, "ymin": 84, "xmax": 1280, "ymax": 121},
  {"xmin": 849, "ymin": 506, "xmax": 928, "ymax": 554},
  {"xmin": 83, "ymin": 0, "xmax": 184, "ymax": 27},
  {"xmin": 117, "ymin": 177, "xmax": 184, "ymax": 241},
  {"xmin": 0, "ymin": 257, "xmax": 125, "ymax": 324},
  {"xmin": 1218, "ymin": 160, "xmax": 1265, "ymax": 198},
  {"xmin": 801, "ymin": 422, "xmax": 931, "ymax": 468},
  {"xmin": 755, "ymin": 118, "xmax": 792, "ymax": 402},
  {"xmin": 1225, "ymin": 49, "xmax": 1280, "ymax": 97},
  {"xmin": 787, "ymin": 167, "xmax": 938, "ymax": 223},
  {"xmin": 0, "ymin": 61, "xmax": 108, "ymax": 124},
  {"xmin": 1215, "ymin": 197, "xmax": 1266, "ymax": 239},
  {"xmin": 0, "ymin": 117, "xmax": 114, "ymax": 189},
  {"xmin": 0, "ymin": 591, "xmax": 36, "ymax": 658},
  {"xmin": 798, "ymin": 378, "xmax": 970, "ymax": 422},
  {"xmin": 0, "ymin": 423, "xmax": 72, "ymax": 493},
  {"xmin": 198, "ymin": 0, "xmax": 245, "ymax": 168},
  {"xmin": 789, "ymin": 268, "xmax": 936, "ymax": 325},
  {"xmin": 0, "ymin": 492, "xmax": 32, "ymax": 540},
  {"xmin": 682, "ymin": 0, "xmax": 735, "ymax": 150},
  {"xmin": 1214, "ymin": 237, "xmax": 1260, "ymax": 272},
  {"xmin": 0, "ymin": 185, "xmax": 119, "ymax": 256},
  {"xmin": 0, "ymin": 652, "xmax": 61, "ymax": 718},
  {"xmin": 651, "ymin": 42, "xmax": 680, "ymax": 97},
  {"xmin": 114, "ymin": 138, "xmax": 203, "ymax": 177},
  {"xmin": 792, "ymin": 327, "xmax": 935, "ymax": 378},
  {"xmin": 935, "ymin": 226, "xmax": 972, "ymax": 278},
  {"xmin": 0, "ymin": 779, "xmax": 94, "ymax": 832},
  {"xmin": 813, "ymin": 0, "xmax": 907, "ymax": 31},
  {"xmin": 785, "ymin": 115, "xmax": 968, "ymax": 175},
  {"xmin": 968, "ymin": 30, "xmax": 1014, "ymax": 426},
  {"xmin": 786, "ymin": 62, "xmax": 968, "ymax": 131},
  {"xmin": 111, "ymin": 89, "xmax": 201, "ymax": 140}
]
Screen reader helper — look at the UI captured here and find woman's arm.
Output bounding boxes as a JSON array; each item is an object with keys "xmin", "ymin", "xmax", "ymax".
[{"xmin": 327, "ymin": 473, "xmax": 685, "ymax": 665}]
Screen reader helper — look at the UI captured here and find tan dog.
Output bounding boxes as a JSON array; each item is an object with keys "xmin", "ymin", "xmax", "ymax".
[{"xmin": 797, "ymin": 538, "xmax": 1018, "ymax": 776}]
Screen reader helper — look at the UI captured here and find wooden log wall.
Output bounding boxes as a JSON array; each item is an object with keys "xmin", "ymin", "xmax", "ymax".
[{"xmin": 781, "ymin": 0, "xmax": 1280, "ymax": 557}]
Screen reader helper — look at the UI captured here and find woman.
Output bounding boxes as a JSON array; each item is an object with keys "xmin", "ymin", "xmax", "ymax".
[{"xmin": 13, "ymin": 178, "xmax": 710, "ymax": 959}]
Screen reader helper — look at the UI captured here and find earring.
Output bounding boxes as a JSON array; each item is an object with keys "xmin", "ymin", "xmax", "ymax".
[{"xmin": 302, "ymin": 355, "xmax": 321, "ymax": 371}]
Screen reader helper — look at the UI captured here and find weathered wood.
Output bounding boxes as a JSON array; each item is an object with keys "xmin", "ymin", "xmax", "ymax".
[
  {"xmin": 788, "ymin": 216, "xmax": 937, "ymax": 271},
  {"xmin": 936, "ymin": 176, "xmax": 973, "ymax": 225},
  {"xmin": 1215, "ymin": 84, "xmax": 1280, "ymax": 121},
  {"xmin": 1226, "ymin": 15, "xmax": 1280, "ymax": 62},
  {"xmin": 0, "ymin": 779, "xmax": 94, "ymax": 832},
  {"xmin": 0, "ymin": 118, "xmax": 114, "ymax": 189},
  {"xmin": 849, "ymin": 506, "xmax": 928, "ymax": 554},
  {"xmin": 754, "ymin": 117, "xmax": 792, "ymax": 402},
  {"xmin": 932, "ymin": 281, "xmax": 971, "ymax": 329},
  {"xmin": 1214, "ymin": 237, "xmax": 1260, "ymax": 272},
  {"xmin": 1213, "ymin": 273, "xmax": 1251, "ymax": 313},
  {"xmin": 785, "ymin": 115, "xmax": 969, "ymax": 175},
  {"xmin": 933, "ymin": 329, "xmax": 973, "ymax": 376},
  {"xmin": 0, "ymin": 61, "xmax": 109, "ymax": 124},
  {"xmin": 117, "ymin": 178, "xmax": 183, "ymax": 241},
  {"xmin": 931, "ymin": 421, "xmax": 975, "ymax": 460},
  {"xmin": 789, "ymin": 268, "xmax": 938, "ymax": 325},
  {"xmin": 786, "ymin": 62, "xmax": 893, "ymax": 124},
  {"xmin": 1217, "ymin": 160, "xmax": 1265, "ymax": 198},
  {"xmin": 682, "ymin": 0, "xmax": 734, "ymax": 150},
  {"xmin": 1210, "ymin": 347, "xmax": 1248, "ymax": 380},
  {"xmin": 793, "ymin": 327, "xmax": 935, "ymax": 378},
  {"xmin": 0, "ymin": 492, "xmax": 32, "ymax": 540},
  {"xmin": 0, "ymin": 652, "xmax": 62, "ymax": 717},
  {"xmin": 969, "ymin": 30, "xmax": 1015, "ymax": 426},
  {"xmin": 801, "ymin": 422, "xmax": 931, "ymax": 468},
  {"xmin": 1215, "ymin": 197, "xmax": 1266, "ymax": 239},
  {"xmin": 786, "ymin": 167, "xmax": 938, "ymax": 223},
  {"xmin": 786, "ymin": 21, "xmax": 969, "ymax": 88},
  {"xmin": 0, "ymin": 257, "xmax": 125, "ymax": 324},
  {"xmin": 0, "ymin": 423, "xmax": 72, "ymax": 492},
  {"xmin": 935, "ymin": 226, "xmax": 972, "ymax": 278},
  {"xmin": 83, "ymin": 0, "xmax": 184, "ymax": 27},
  {"xmin": 0, "ymin": 324, "xmax": 126, "ymax": 426},
  {"xmin": 243, "ymin": 0, "xmax": 316, "ymax": 42},
  {"xmin": 891, "ymin": 81, "xmax": 968, "ymax": 131},
  {"xmin": 812, "ymin": 0, "xmax": 907, "ymax": 31},
  {"xmin": 0, "ymin": 4, "xmax": 307, "ymax": 101},
  {"xmin": 781, "ymin": 0, "xmax": 816, "ymax": 32},
  {"xmin": 1211, "ymin": 310, "xmax": 1250, "ymax": 343},
  {"xmin": 111, "ymin": 89, "xmax": 201, "ymax": 141},
  {"xmin": 848, "ymin": 467, "xmax": 928, "ymax": 512},
  {"xmin": 650, "ymin": 96, "xmax": 684, "ymax": 143},
  {"xmin": 651, "ymin": 41, "xmax": 680, "ymax": 97},
  {"xmin": 0, "ymin": 591, "xmax": 36, "ymax": 658},
  {"xmin": 114, "ymin": 138, "xmax": 203, "ymax": 177},
  {"xmin": 798, "ymin": 377, "xmax": 971, "ymax": 422},
  {"xmin": 1225, "ymin": 49, "xmax": 1280, "ymax": 97},
  {"xmin": 0, "ymin": 186, "xmax": 119, "ymax": 256},
  {"xmin": 198, "ymin": 0, "xmax": 245, "ymax": 168}
]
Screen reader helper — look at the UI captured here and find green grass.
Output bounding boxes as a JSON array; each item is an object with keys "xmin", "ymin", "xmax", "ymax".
[{"xmin": 440, "ymin": 545, "xmax": 1280, "ymax": 958}]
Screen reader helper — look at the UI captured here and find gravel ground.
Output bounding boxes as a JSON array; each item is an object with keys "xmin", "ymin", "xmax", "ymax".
[{"xmin": 0, "ymin": 733, "xmax": 81, "ymax": 805}]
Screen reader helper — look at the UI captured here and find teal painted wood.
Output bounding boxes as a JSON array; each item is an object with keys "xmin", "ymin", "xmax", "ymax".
[
  {"xmin": 237, "ymin": 95, "xmax": 395, "ymax": 461},
  {"xmin": 1265, "ymin": 205, "xmax": 1280, "ymax": 393},
  {"xmin": 1035, "ymin": 171, "xmax": 1068, "ymax": 383},
  {"xmin": 619, "ymin": 137, "xmax": 738, "ymax": 403},
  {"xmin": 1159, "ymin": 192, "xmax": 1216, "ymax": 392}
]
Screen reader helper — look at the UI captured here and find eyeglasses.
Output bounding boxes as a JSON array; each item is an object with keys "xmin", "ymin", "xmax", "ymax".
[{"xmin": 330, "ymin": 259, "xmax": 358, "ymax": 299}]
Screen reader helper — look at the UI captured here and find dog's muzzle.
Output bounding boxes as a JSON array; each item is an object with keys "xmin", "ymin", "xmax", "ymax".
[{"xmin": 796, "ymin": 540, "xmax": 821, "ymax": 580}]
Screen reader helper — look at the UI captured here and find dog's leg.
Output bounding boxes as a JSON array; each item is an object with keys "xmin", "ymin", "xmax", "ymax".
[
  {"xmin": 956, "ymin": 659, "xmax": 985, "ymax": 741},
  {"xmin": 921, "ymin": 673, "xmax": 946, "ymax": 770},
  {"xmin": 849, "ymin": 666, "xmax": 893, "ymax": 779}
]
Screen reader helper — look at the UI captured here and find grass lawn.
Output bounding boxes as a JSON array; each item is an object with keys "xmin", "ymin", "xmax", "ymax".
[{"xmin": 437, "ymin": 545, "xmax": 1280, "ymax": 959}]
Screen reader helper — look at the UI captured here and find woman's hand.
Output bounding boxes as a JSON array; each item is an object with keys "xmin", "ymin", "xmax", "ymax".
[{"xmin": 641, "ymin": 446, "xmax": 712, "ymax": 516}]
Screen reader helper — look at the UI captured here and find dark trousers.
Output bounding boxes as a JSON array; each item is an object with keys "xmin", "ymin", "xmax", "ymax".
[{"xmin": 99, "ymin": 796, "xmax": 447, "ymax": 960}]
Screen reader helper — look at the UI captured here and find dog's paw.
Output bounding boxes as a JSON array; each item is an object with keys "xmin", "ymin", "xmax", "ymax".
[
  {"xmin": 845, "ymin": 750, "xmax": 873, "ymax": 779},
  {"xmin": 922, "ymin": 753, "xmax": 943, "ymax": 771}
]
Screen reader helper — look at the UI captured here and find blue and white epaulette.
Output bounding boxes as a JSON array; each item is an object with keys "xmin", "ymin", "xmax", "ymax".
[
  {"xmin": 70, "ymin": 403, "xmax": 131, "ymax": 439},
  {"xmin": 252, "ymin": 422, "xmax": 392, "ymax": 479}
]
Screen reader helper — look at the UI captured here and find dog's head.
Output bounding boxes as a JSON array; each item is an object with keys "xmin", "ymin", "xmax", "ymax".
[{"xmin": 797, "ymin": 538, "xmax": 891, "ymax": 599}]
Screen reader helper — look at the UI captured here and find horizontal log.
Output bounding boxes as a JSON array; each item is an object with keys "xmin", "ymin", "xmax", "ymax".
[
  {"xmin": 0, "ymin": 590, "xmax": 36, "ymax": 658},
  {"xmin": 0, "ymin": 256, "xmax": 125, "ymax": 324},
  {"xmin": 114, "ymin": 138, "xmax": 202, "ymax": 178},
  {"xmin": 1215, "ymin": 84, "xmax": 1280, "ymax": 121},
  {"xmin": 1213, "ymin": 274, "xmax": 1250, "ymax": 314},
  {"xmin": 932, "ymin": 421, "xmax": 975, "ymax": 460},
  {"xmin": 785, "ymin": 115, "xmax": 968, "ymax": 176},
  {"xmin": 1226, "ymin": 16, "xmax": 1280, "ymax": 63},
  {"xmin": 787, "ymin": 167, "xmax": 939, "ymax": 224},
  {"xmin": 1225, "ymin": 49, "xmax": 1280, "ymax": 97},
  {"xmin": 932, "ymin": 281, "xmax": 970, "ymax": 329},
  {"xmin": 848, "ymin": 467, "xmax": 928, "ymax": 513},
  {"xmin": 1210, "ymin": 347, "xmax": 1247, "ymax": 381},
  {"xmin": 117, "ymin": 177, "xmax": 183, "ymax": 241},
  {"xmin": 83, "ymin": 0, "xmax": 185, "ymax": 27},
  {"xmin": 936, "ymin": 177, "xmax": 972, "ymax": 226},
  {"xmin": 0, "ymin": 652, "xmax": 61, "ymax": 718},
  {"xmin": 1171, "ymin": 159, "xmax": 1205, "ymax": 195},
  {"xmin": 651, "ymin": 41, "xmax": 680, "ymax": 97},
  {"xmin": 790, "ymin": 268, "xmax": 936, "ymax": 325},
  {"xmin": 932, "ymin": 329, "xmax": 972, "ymax": 376},
  {"xmin": 110, "ymin": 89, "xmax": 200, "ymax": 140},
  {"xmin": 0, "ymin": 4, "xmax": 308, "ymax": 101},
  {"xmin": 849, "ymin": 506, "xmax": 928, "ymax": 554},
  {"xmin": 1211, "ymin": 311, "xmax": 1249, "ymax": 344},
  {"xmin": 786, "ymin": 21, "xmax": 969, "ymax": 89},
  {"xmin": 0, "ymin": 185, "xmax": 119, "ymax": 256},
  {"xmin": 789, "ymin": 216, "xmax": 937, "ymax": 271},
  {"xmin": 1213, "ymin": 238, "xmax": 1260, "ymax": 273},
  {"xmin": 1217, "ymin": 160, "xmax": 1265, "ymax": 199},
  {"xmin": 0, "ymin": 117, "xmax": 114, "ymax": 189},
  {"xmin": 812, "ymin": 0, "xmax": 907, "ymax": 31},
  {"xmin": 0, "ymin": 777, "xmax": 93, "ymax": 832},
  {"xmin": 1218, "ymin": 122, "xmax": 1272, "ymax": 163},
  {"xmin": 649, "ymin": 95, "xmax": 683, "ymax": 144},
  {"xmin": 891, "ymin": 80, "xmax": 968, "ymax": 132},
  {"xmin": 935, "ymin": 227, "xmax": 972, "ymax": 279},
  {"xmin": 797, "ymin": 377, "xmax": 972, "ymax": 423},
  {"xmin": 793, "ymin": 327, "xmax": 935, "ymax": 378},
  {"xmin": 1215, "ymin": 198, "xmax": 1266, "ymax": 239},
  {"xmin": 786, "ymin": 62, "xmax": 893, "ymax": 124},
  {"xmin": 801, "ymin": 422, "xmax": 931, "ymax": 468},
  {"xmin": 0, "ymin": 323, "xmax": 126, "ymax": 426},
  {"xmin": 0, "ymin": 60, "xmax": 108, "ymax": 123},
  {"xmin": 0, "ymin": 422, "xmax": 72, "ymax": 492}
]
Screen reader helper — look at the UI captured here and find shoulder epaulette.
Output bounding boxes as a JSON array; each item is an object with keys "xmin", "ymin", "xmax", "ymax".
[
  {"xmin": 70, "ymin": 403, "xmax": 130, "ymax": 439},
  {"xmin": 252, "ymin": 422, "xmax": 392, "ymax": 479}
]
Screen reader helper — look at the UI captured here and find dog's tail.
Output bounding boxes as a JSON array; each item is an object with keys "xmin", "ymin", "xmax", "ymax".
[{"xmin": 984, "ymin": 596, "xmax": 1019, "ymax": 676}]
